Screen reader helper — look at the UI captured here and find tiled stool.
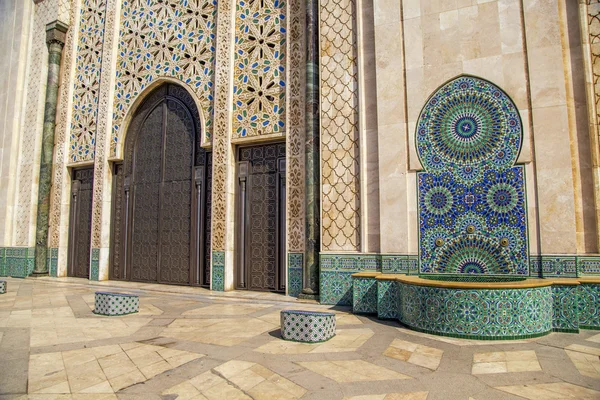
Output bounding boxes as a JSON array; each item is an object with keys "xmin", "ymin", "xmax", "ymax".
[
  {"xmin": 94, "ymin": 292, "xmax": 139, "ymax": 316},
  {"xmin": 0, "ymin": 280, "xmax": 6, "ymax": 294},
  {"xmin": 280, "ymin": 310, "xmax": 336, "ymax": 343}
]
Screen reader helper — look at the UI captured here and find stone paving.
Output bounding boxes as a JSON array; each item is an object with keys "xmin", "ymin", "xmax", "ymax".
[{"xmin": 0, "ymin": 277, "xmax": 599, "ymax": 399}]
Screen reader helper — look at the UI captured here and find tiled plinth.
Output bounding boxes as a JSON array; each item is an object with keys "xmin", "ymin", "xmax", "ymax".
[
  {"xmin": 351, "ymin": 273, "xmax": 379, "ymax": 314},
  {"xmin": 280, "ymin": 310, "xmax": 336, "ymax": 343},
  {"xmin": 398, "ymin": 280, "xmax": 553, "ymax": 339},
  {"xmin": 94, "ymin": 292, "xmax": 139, "ymax": 316},
  {"xmin": 0, "ymin": 280, "xmax": 5, "ymax": 294},
  {"xmin": 350, "ymin": 272, "xmax": 600, "ymax": 338}
]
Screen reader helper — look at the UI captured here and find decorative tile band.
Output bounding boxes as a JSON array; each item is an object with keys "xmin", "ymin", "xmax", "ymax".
[
  {"xmin": 0, "ymin": 248, "xmax": 35, "ymax": 278},
  {"xmin": 0, "ymin": 248, "xmax": 5, "ymax": 276},
  {"xmin": 90, "ymin": 248, "xmax": 100, "ymax": 281},
  {"xmin": 287, "ymin": 253, "xmax": 303, "ymax": 297},
  {"xmin": 212, "ymin": 251, "xmax": 225, "ymax": 291},
  {"xmin": 48, "ymin": 247, "xmax": 59, "ymax": 277},
  {"xmin": 398, "ymin": 283, "xmax": 553, "ymax": 339},
  {"xmin": 0, "ymin": 280, "xmax": 6, "ymax": 294}
]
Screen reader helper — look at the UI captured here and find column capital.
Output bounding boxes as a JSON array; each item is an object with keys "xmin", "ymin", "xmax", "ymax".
[{"xmin": 46, "ymin": 20, "xmax": 69, "ymax": 48}]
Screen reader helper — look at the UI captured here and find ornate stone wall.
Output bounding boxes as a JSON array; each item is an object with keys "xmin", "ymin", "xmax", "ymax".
[
  {"xmin": 68, "ymin": 0, "xmax": 107, "ymax": 163},
  {"xmin": 232, "ymin": 0, "xmax": 286, "ymax": 139},
  {"xmin": 320, "ymin": 0, "xmax": 360, "ymax": 252},
  {"xmin": 15, "ymin": 0, "xmax": 71, "ymax": 247},
  {"xmin": 110, "ymin": 0, "xmax": 218, "ymax": 157}
]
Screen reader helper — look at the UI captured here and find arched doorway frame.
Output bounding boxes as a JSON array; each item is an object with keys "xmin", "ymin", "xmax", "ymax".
[{"xmin": 109, "ymin": 82, "xmax": 212, "ymax": 285}]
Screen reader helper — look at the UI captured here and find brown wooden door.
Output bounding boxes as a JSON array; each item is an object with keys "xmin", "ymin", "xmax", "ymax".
[
  {"xmin": 110, "ymin": 84, "xmax": 211, "ymax": 286},
  {"xmin": 67, "ymin": 167, "xmax": 93, "ymax": 278},
  {"xmin": 236, "ymin": 143, "xmax": 286, "ymax": 292}
]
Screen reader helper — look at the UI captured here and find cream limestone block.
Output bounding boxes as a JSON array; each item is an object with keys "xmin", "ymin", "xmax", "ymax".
[
  {"xmin": 345, "ymin": 394, "xmax": 428, "ymax": 400},
  {"xmin": 498, "ymin": 0, "xmax": 523, "ymax": 54},
  {"xmin": 298, "ymin": 360, "xmax": 411, "ymax": 382},
  {"xmin": 463, "ymin": 3, "xmax": 501, "ymax": 61},
  {"xmin": 463, "ymin": 55, "xmax": 504, "ymax": 86},
  {"xmin": 527, "ymin": 46, "xmax": 568, "ymax": 108},
  {"xmin": 402, "ymin": 0, "xmax": 421, "ymax": 20},
  {"xmin": 407, "ymin": 121, "xmax": 423, "ymax": 171},
  {"xmin": 421, "ymin": 13, "xmax": 460, "ymax": 66},
  {"xmin": 472, "ymin": 362, "xmax": 508, "ymax": 374},
  {"xmin": 29, "ymin": 352, "xmax": 68, "ymax": 393},
  {"xmin": 497, "ymin": 382, "xmax": 600, "ymax": 399},
  {"xmin": 439, "ymin": 9, "xmax": 458, "ymax": 31},
  {"xmin": 565, "ymin": 344, "xmax": 600, "ymax": 356},
  {"xmin": 373, "ymin": 0, "xmax": 401, "ymax": 25},
  {"xmin": 182, "ymin": 303, "xmax": 271, "ymax": 316},
  {"xmin": 422, "ymin": 0, "xmax": 460, "ymax": 16},
  {"xmin": 378, "ymin": 123, "xmax": 409, "ymax": 252},
  {"xmin": 522, "ymin": 0, "xmax": 561, "ymax": 49},
  {"xmin": 404, "ymin": 18, "xmax": 423, "ymax": 70}
]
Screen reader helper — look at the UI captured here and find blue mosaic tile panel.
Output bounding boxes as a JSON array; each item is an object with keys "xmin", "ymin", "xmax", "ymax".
[
  {"xmin": 0, "ymin": 280, "xmax": 6, "ymax": 294},
  {"xmin": 90, "ymin": 248, "xmax": 100, "ymax": 281},
  {"xmin": 398, "ymin": 283, "xmax": 552, "ymax": 339},
  {"xmin": 287, "ymin": 253, "xmax": 303, "ymax": 297},
  {"xmin": 408, "ymin": 255, "xmax": 418, "ymax": 275},
  {"xmin": 94, "ymin": 292, "xmax": 139, "ymax": 316},
  {"xmin": 552, "ymin": 285, "xmax": 579, "ymax": 332},
  {"xmin": 48, "ymin": 248, "xmax": 59, "ymax": 278},
  {"xmin": 540, "ymin": 256, "xmax": 577, "ymax": 278},
  {"xmin": 352, "ymin": 277, "xmax": 377, "ymax": 314},
  {"xmin": 212, "ymin": 251, "xmax": 225, "ymax": 291},
  {"xmin": 377, "ymin": 280, "xmax": 399, "ymax": 320},
  {"xmin": 578, "ymin": 283, "xmax": 600, "ymax": 329},
  {"xmin": 4, "ymin": 247, "xmax": 35, "ymax": 278},
  {"xmin": 280, "ymin": 310, "xmax": 336, "ymax": 343},
  {"xmin": 416, "ymin": 76, "xmax": 528, "ymax": 277},
  {"xmin": 577, "ymin": 256, "xmax": 600, "ymax": 276}
]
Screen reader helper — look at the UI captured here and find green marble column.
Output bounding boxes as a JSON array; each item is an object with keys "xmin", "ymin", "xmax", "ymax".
[
  {"xmin": 33, "ymin": 21, "xmax": 69, "ymax": 276},
  {"xmin": 301, "ymin": 0, "xmax": 320, "ymax": 298}
]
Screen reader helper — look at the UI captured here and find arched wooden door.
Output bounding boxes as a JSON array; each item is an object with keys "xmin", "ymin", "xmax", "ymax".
[{"xmin": 110, "ymin": 84, "xmax": 211, "ymax": 286}]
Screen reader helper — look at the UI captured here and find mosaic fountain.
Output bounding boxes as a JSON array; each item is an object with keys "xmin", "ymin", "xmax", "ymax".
[{"xmin": 343, "ymin": 76, "xmax": 599, "ymax": 340}]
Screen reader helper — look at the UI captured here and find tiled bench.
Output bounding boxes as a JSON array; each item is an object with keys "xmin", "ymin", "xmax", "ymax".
[
  {"xmin": 280, "ymin": 310, "xmax": 336, "ymax": 343},
  {"xmin": 0, "ymin": 280, "xmax": 5, "ymax": 294},
  {"xmin": 94, "ymin": 292, "xmax": 139, "ymax": 316}
]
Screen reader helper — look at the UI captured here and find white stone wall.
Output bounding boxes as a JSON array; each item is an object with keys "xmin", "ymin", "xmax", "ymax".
[
  {"xmin": 365, "ymin": 0, "xmax": 598, "ymax": 255},
  {"xmin": 0, "ymin": 0, "xmax": 33, "ymax": 246}
]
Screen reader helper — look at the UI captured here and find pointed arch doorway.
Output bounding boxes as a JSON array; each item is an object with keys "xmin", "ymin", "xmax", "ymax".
[{"xmin": 110, "ymin": 84, "xmax": 212, "ymax": 286}]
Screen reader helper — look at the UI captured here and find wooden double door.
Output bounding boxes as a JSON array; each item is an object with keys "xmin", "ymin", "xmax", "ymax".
[
  {"xmin": 236, "ymin": 143, "xmax": 286, "ymax": 292},
  {"xmin": 67, "ymin": 167, "xmax": 94, "ymax": 278},
  {"xmin": 110, "ymin": 84, "xmax": 211, "ymax": 286}
]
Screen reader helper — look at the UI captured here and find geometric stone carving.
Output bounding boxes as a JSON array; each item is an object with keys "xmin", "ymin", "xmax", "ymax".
[{"xmin": 320, "ymin": 0, "xmax": 360, "ymax": 251}]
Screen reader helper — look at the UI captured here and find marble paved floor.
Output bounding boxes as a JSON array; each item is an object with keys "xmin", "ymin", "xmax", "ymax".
[{"xmin": 0, "ymin": 277, "xmax": 599, "ymax": 399}]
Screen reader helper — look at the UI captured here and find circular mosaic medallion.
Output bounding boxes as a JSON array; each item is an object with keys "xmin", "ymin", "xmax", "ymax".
[
  {"xmin": 416, "ymin": 77, "xmax": 522, "ymax": 170},
  {"xmin": 434, "ymin": 234, "xmax": 513, "ymax": 274}
]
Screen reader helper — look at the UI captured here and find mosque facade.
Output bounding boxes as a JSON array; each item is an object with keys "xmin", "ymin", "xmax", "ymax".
[{"xmin": 1, "ymin": 0, "xmax": 599, "ymax": 329}]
